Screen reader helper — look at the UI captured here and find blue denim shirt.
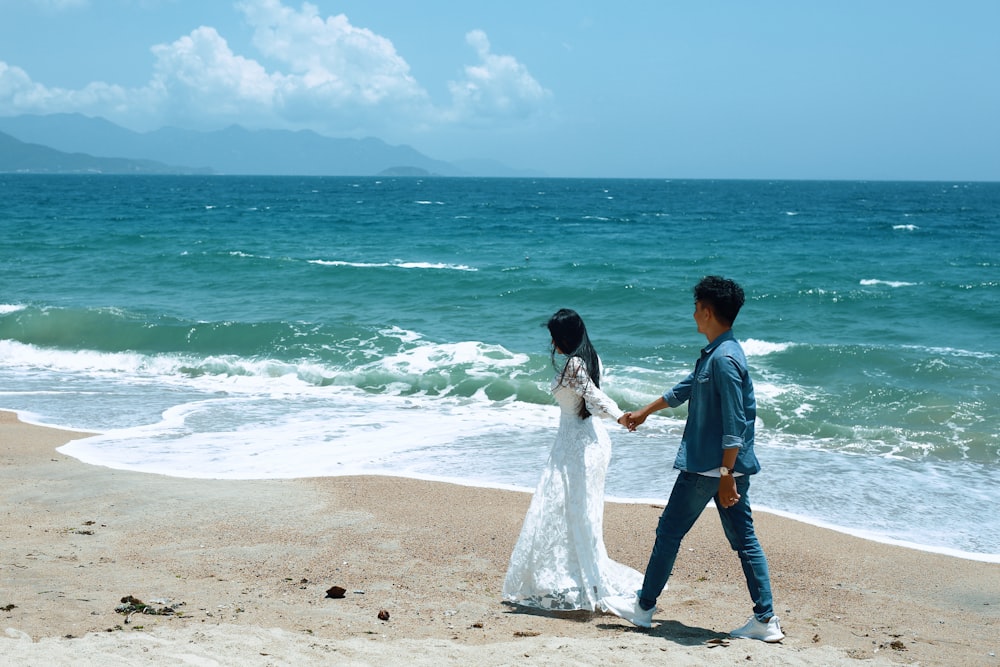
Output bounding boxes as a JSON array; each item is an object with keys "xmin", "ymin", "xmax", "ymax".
[{"xmin": 663, "ymin": 331, "xmax": 761, "ymax": 476}]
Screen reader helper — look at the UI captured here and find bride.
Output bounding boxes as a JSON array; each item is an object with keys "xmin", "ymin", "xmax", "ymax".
[{"xmin": 502, "ymin": 308, "xmax": 644, "ymax": 612}]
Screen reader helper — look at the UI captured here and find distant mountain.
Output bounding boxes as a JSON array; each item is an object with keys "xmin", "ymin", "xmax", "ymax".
[
  {"xmin": 0, "ymin": 130, "xmax": 213, "ymax": 174},
  {"xmin": 377, "ymin": 166, "xmax": 435, "ymax": 177},
  {"xmin": 0, "ymin": 113, "xmax": 502, "ymax": 177}
]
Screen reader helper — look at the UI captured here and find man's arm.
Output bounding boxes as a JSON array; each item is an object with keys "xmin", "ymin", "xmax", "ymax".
[
  {"xmin": 621, "ymin": 367, "xmax": 696, "ymax": 431},
  {"xmin": 718, "ymin": 446, "xmax": 740, "ymax": 508},
  {"xmin": 621, "ymin": 395, "xmax": 669, "ymax": 431},
  {"xmin": 716, "ymin": 353, "xmax": 747, "ymax": 508}
]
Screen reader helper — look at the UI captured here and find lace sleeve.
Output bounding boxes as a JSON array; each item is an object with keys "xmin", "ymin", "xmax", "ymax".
[{"xmin": 560, "ymin": 357, "xmax": 625, "ymax": 421}]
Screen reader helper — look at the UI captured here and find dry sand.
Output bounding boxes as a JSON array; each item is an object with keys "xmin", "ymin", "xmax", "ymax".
[{"xmin": 1, "ymin": 410, "xmax": 997, "ymax": 665}]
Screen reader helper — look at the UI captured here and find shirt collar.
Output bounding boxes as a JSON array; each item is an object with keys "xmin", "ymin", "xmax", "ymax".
[{"xmin": 701, "ymin": 329, "xmax": 735, "ymax": 356}]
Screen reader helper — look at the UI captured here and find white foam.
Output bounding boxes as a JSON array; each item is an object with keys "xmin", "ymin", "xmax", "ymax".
[
  {"xmin": 394, "ymin": 261, "xmax": 476, "ymax": 271},
  {"xmin": 793, "ymin": 402, "xmax": 815, "ymax": 418},
  {"xmin": 860, "ymin": 278, "xmax": 916, "ymax": 288},
  {"xmin": 740, "ymin": 339, "xmax": 792, "ymax": 356},
  {"xmin": 755, "ymin": 506, "xmax": 1000, "ymax": 563},
  {"xmin": 0, "ymin": 339, "xmax": 156, "ymax": 375},
  {"xmin": 56, "ymin": 389, "xmax": 553, "ymax": 481},
  {"xmin": 902, "ymin": 344, "xmax": 995, "ymax": 360},
  {"xmin": 375, "ymin": 340, "xmax": 529, "ymax": 377},
  {"xmin": 308, "ymin": 259, "xmax": 476, "ymax": 271}
]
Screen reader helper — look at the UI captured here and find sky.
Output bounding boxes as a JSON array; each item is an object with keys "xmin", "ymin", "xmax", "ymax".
[{"xmin": 0, "ymin": 0, "xmax": 998, "ymax": 180}]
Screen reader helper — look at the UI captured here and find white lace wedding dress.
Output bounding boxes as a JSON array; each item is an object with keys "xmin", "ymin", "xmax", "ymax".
[{"xmin": 502, "ymin": 356, "xmax": 644, "ymax": 611}]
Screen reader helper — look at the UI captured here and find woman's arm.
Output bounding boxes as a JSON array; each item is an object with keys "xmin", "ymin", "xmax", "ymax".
[{"xmin": 561, "ymin": 356, "xmax": 624, "ymax": 421}]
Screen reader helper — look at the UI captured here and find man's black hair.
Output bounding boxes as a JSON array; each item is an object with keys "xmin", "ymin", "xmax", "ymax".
[{"xmin": 694, "ymin": 275, "xmax": 745, "ymax": 326}]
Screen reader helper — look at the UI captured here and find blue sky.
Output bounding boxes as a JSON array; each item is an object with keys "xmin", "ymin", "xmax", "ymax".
[{"xmin": 0, "ymin": 0, "xmax": 997, "ymax": 180}]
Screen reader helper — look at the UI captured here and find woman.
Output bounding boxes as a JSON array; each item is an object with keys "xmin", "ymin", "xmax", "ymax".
[{"xmin": 502, "ymin": 308, "xmax": 643, "ymax": 611}]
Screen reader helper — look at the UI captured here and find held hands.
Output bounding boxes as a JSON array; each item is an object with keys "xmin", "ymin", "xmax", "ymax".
[
  {"xmin": 617, "ymin": 411, "xmax": 648, "ymax": 432},
  {"xmin": 618, "ymin": 397, "xmax": 666, "ymax": 432}
]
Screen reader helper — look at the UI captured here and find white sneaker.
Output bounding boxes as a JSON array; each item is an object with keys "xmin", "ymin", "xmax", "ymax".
[
  {"xmin": 730, "ymin": 615, "xmax": 785, "ymax": 642},
  {"xmin": 600, "ymin": 594, "xmax": 656, "ymax": 629}
]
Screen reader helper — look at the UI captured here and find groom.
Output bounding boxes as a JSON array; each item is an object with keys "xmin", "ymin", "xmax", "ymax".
[{"xmin": 603, "ymin": 275, "xmax": 784, "ymax": 643}]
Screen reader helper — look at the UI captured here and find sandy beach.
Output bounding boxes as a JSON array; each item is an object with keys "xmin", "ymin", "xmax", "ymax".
[{"xmin": 1, "ymin": 410, "xmax": 997, "ymax": 666}]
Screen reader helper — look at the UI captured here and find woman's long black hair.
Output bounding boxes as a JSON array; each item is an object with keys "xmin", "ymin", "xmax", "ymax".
[{"xmin": 547, "ymin": 308, "xmax": 600, "ymax": 419}]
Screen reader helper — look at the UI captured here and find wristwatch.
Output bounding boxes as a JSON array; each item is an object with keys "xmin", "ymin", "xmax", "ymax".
[{"xmin": 719, "ymin": 466, "xmax": 732, "ymax": 477}]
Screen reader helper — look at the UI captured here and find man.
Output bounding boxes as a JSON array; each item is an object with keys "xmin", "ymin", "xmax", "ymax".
[{"xmin": 602, "ymin": 275, "xmax": 784, "ymax": 642}]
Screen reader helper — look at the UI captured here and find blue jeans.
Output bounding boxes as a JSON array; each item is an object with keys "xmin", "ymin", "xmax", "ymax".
[{"xmin": 638, "ymin": 472, "xmax": 775, "ymax": 622}]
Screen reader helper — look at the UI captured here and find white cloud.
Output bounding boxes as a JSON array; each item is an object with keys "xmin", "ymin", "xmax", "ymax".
[
  {"xmin": 0, "ymin": 61, "xmax": 131, "ymax": 117},
  {"xmin": 0, "ymin": 0, "xmax": 552, "ymax": 138},
  {"xmin": 237, "ymin": 0, "xmax": 427, "ymax": 107},
  {"xmin": 149, "ymin": 26, "xmax": 279, "ymax": 125},
  {"xmin": 0, "ymin": 62, "xmax": 39, "ymax": 107},
  {"xmin": 445, "ymin": 29, "xmax": 552, "ymax": 125}
]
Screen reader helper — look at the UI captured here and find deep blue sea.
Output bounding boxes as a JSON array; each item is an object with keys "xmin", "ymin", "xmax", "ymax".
[{"xmin": 1, "ymin": 175, "xmax": 998, "ymax": 561}]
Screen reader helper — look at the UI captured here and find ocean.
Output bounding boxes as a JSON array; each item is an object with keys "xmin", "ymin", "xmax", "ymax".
[{"xmin": 1, "ymin": 175, "xmax": 997, "ymax": 561}]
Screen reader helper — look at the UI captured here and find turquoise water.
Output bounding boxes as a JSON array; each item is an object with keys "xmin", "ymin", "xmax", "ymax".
[{"xmin": 1, "ymin": 175, "xmax": 998, "ymax": 559}]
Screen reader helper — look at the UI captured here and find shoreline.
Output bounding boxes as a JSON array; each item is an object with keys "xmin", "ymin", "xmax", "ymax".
[
  {"xmin": 2, "ymin": 410, "xmax": 998, "ymax": 665},
  {"xmin": 16, "ymin": 409, "xmax": 999, "ymax": 564},
  {"xmin": 15, "ymin": 408, "xmax": 1000, "ymax": 563}
]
